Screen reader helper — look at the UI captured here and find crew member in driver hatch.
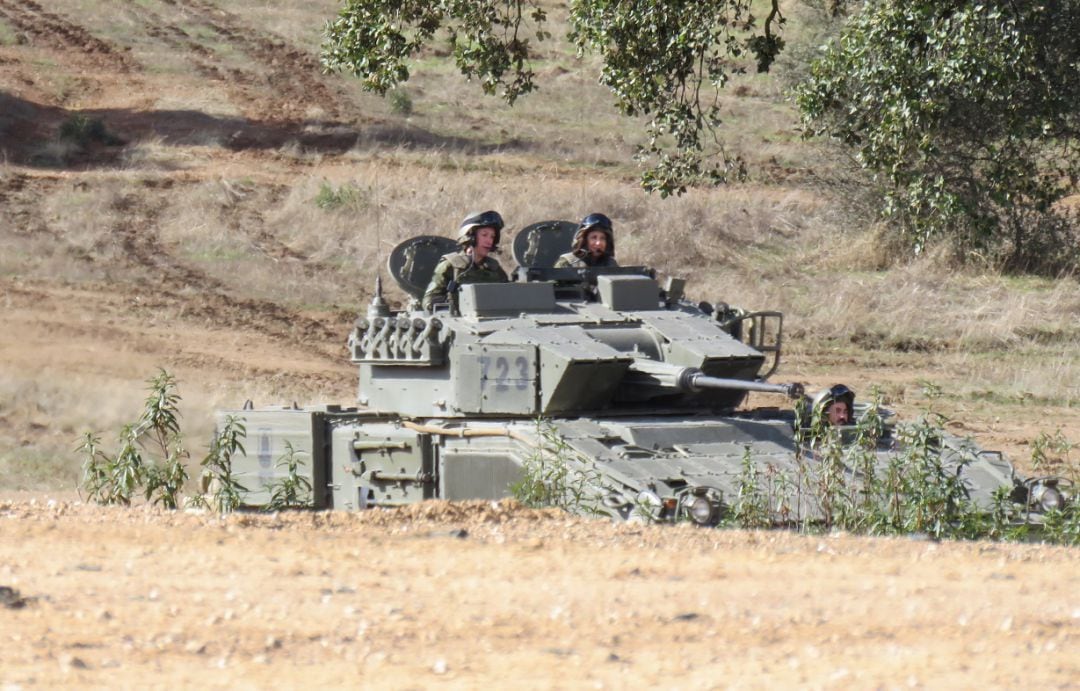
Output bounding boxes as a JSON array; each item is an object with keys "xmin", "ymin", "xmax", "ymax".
[{"xmin": 814, "ymin": 384, "xmax": 855, "ymax": 426}]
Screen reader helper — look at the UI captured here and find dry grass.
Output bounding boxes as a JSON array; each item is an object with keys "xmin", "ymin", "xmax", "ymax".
[
  {"xmin": 0, "ymin": 363, "xmax": 329, "ymax": 491},
  {"xmin": 0, "ymin": 372, "xmax": 143, "ymax": 490}
]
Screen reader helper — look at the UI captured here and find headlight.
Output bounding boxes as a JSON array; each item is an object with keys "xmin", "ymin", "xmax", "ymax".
[
  {"xmin": 1031, "ymin": 481, "xmax": 1065, "ymax": 512},
  {"xmin": 636, "ymin": 490, "xmax": 661, "ymax": 508},
  {"xmin": 687, "ymin": 495, "xmax": 715, "ymax": 525}
]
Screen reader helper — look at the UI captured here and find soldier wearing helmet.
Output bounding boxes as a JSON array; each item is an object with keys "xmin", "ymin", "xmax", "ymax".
[
  {"xmin": 811, "ymin": 384, "xmax": 856, "ymax": 426},
  {"xmin": 554, "ymin": 213, "xmax": 618, "ymax": 269},
  {"xmin": 422, "ymin": 210, "xmax": 510, "ymax": 311}
]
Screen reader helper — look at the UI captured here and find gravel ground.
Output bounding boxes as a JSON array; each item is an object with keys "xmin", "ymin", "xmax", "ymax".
[{"xmin": 1, "ymin": 497, "xmax": 1077, "ymax": 688}]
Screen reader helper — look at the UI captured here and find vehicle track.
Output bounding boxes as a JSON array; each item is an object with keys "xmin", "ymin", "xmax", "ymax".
[
  {"xmin": 214, "ymin": 180, "xmax": 312, "ymax": 266},
  {"xmin": 130, "ymin": 6, "xmax": 283, "ymax": 121},
  {"xmin": 0, "ymin": 173, "xmax": 344, "ymax": 362},
  {"xmin": 0, "ymin": 0, "xmax": 134, "ymax": 72},
  {"xmin": 105, "ymin": 189, "xmax": 344, "ymax": 358},
  {"xmin": 144, "ymin": 0, "xmax": 345, "ymax": 122},
  {"xmin": 165, "ymin": 0, "xmax": 345, "ymax": 119}
]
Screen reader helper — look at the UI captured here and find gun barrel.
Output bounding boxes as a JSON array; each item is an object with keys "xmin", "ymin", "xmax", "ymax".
[
  {"xmin": 688, "ymin": 373, "xmax": 805, "ymax": 399},
  {"xmin": 625, "ymin": 359, "xmax": 803, "ymax": 399}
]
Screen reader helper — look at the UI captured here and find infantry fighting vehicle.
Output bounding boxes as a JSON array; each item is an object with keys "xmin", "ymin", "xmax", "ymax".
[{"xmin": 217, "ymin": 222, "xmax": 1070, "ymax": 525}]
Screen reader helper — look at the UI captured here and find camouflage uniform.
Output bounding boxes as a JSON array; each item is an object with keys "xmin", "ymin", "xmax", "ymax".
[
  {"xmin": 553, "ymin": 213, "xmax": 618, "ymax": 269},
  {"xmin": 422, "ymin": 251, "xmax": 509, "ymax": 310},
  {"xmin": 553, "ymin": 251, "xmax": 619, "ymax": 269}
]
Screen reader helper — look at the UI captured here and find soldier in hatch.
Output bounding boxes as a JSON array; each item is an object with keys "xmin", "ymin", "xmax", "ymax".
[
  {"xmin": 554, "ymin": 213, "xmax": 618, "ymax": 269},
  {"xmin": 812, "ymin": 384, "xmax": 856, "ymax": 426},
  {"xmin": 422, "ymin": 210, "xmax": 510, "ymax": 311}
]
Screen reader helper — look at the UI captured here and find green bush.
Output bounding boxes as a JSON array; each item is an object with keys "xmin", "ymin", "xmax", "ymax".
[
  {"xmin": 388, "ymin": 88, "xmax": 413, "ymax": 116},
  {"xmin": 78, "ymin": 369, "xmax": 189, "ymax": 509},
  {"xmin": 59, "ymin": 114, "xmax": 123, "ymax": 147},
  {"xmin": 314, "ymin": 181, "xmax": 363, "ymax": 211},
  {"xmin": 796, "ymin": 0, "xmax": 1080, "ymax": 272}
]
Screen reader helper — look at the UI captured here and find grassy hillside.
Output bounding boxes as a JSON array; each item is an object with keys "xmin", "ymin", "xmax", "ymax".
[{"xmin": 0, "ymin": 0, "xmax": 1077, "ymax": 490}]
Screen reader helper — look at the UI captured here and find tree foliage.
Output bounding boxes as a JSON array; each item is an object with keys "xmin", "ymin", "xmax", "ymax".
[
  {"xmin": 796, "ymin": 0, "xmax": 1080, "ymax": 270},
  {"xmin": 321, "ymin": 0, "xmax": 784, "ymax": 196}
]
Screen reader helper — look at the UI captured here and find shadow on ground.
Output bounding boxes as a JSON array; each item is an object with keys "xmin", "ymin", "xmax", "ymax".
[{"xmin": 0, "ymin": 91, "xmax": 533, "ymax": 168}]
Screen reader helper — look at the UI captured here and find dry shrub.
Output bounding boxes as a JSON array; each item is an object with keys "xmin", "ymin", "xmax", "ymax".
[
  {"xmin": 41, "ymin": 179, "xmax": 126, "ymax": 254},
  {"xmin": 16, "ymin": 177, "xmax": 139, "ymax": 283},
  {"xmin": 121, "ymin": 136, "xmax": 198, "ymax": 171},
  {"xmin": 155, "ymin": 180, "xmax": 231, "ymax": 248}
]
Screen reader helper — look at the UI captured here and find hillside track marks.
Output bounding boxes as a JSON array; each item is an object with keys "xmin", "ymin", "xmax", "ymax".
[
  {"xmin": 215, "ymin": 181, "xmax": 313, "ymax": 266},
  {"xmin": 126, "ymin": 3, "xmax": 271, "ymax": 116},
  {"xmin": 0, "ymin": 173, "xmax": 91, "ymax": 262},
  {"xmin": 0, "ymin": 174, "xmax": 343, "ymax": 361},
  {"xmin": 101, "ymin": 188, "xmax": 343, "ymax": 359},
  {"xmin": 0, "ymin": 0, "xmax": 135, "ymax": 72},
  {"xmin": 157, "ymin": 0, "xmax": 346, "ymax": 122},
  {"xmin": 0, "ymin": 277, "xmax": 353, "ymax": 399}
]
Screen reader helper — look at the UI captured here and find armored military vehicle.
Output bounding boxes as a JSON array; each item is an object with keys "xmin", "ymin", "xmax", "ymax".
[{"xmin": 217, "ymin": 222, "xmax": 1071, "ymax": 525}]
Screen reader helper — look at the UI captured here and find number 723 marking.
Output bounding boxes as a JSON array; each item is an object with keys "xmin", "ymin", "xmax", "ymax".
[{"xmin": 478, "ymin": 355, "xmax": 531, "ymax": 391}]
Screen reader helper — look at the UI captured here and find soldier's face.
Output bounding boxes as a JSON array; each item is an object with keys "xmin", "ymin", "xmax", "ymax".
[
  {"xmin": 474, "ymin": 227, "xmax": 497, "ymax": 252},
  {"xmin": 586, "ymin": 230, "xmax": 607, "ymax": 257},
  {"xmin": 827, "ymin": 401, "xmax": 851, "ymax": 426}
]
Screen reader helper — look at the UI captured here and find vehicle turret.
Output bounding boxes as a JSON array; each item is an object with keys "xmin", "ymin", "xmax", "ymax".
[{"xmin": 348, "ymin": 269, "xmax": 795, "ymax": 417}]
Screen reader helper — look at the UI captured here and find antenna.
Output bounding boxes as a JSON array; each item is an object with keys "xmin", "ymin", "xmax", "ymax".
[{"xmin": 374, "ymin": 182, "xmax": 383, "ymax": 286}]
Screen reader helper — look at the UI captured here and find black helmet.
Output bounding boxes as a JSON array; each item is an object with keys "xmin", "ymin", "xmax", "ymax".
[
  {"xmin": 456, "ymin": 210, "xmax": 504, "ymax": 248},
  {"xmin": 579, "ymin": 213, "xmax": 612, "ymax": 233},
  {"xmin": 571, "ymin": 212, "xmax": 615, "ymax": 257}
]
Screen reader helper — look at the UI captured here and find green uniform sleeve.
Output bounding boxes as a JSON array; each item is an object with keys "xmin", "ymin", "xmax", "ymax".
[
  {"xmin": 554, "ymin": 252, "xmax": 581, "ymax": 269},
  {"xmin": 422, "ymin": 258, "xmax": 452, "ymax": 311}
]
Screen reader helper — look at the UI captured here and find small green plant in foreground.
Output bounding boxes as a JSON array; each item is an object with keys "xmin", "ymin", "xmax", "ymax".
[
  {"xmin": 1031, "ymin": 429, "xmax": 1076, "ymax": 477},
  {"xmin": 730, "ymin": 395, "xmax": 1079, "ymax": 545},
  {"xmin": 731, "ymin": 445, "xmax": 770, "ymax": 529},
  {"xmin": 266, "ymin": 441, "xmax": 313, "ymax": 510},
  {"xmin": 511, "ymin": 420, "xmax": 603, "ymax": 515},
  {"xmin": 79, "ymin": 370, "xmax": 253, "ymax": 514},
  {"xmin": 78, "ymin": 370, "xmax": 188, "ymax": 508},
  {"xmin": 192, "ymin": 414, "xmax": 248, "ymax": 514}
]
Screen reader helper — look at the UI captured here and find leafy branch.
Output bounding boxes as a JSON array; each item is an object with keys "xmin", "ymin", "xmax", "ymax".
[{"xmin": 321, "ymin": 0, "xmax": 784, "ymax": 195}]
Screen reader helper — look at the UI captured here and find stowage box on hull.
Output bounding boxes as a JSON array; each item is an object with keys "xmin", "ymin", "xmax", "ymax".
[{"xmin": 218, "ymin": 407, "xmax": 535, "ymax": 511}]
